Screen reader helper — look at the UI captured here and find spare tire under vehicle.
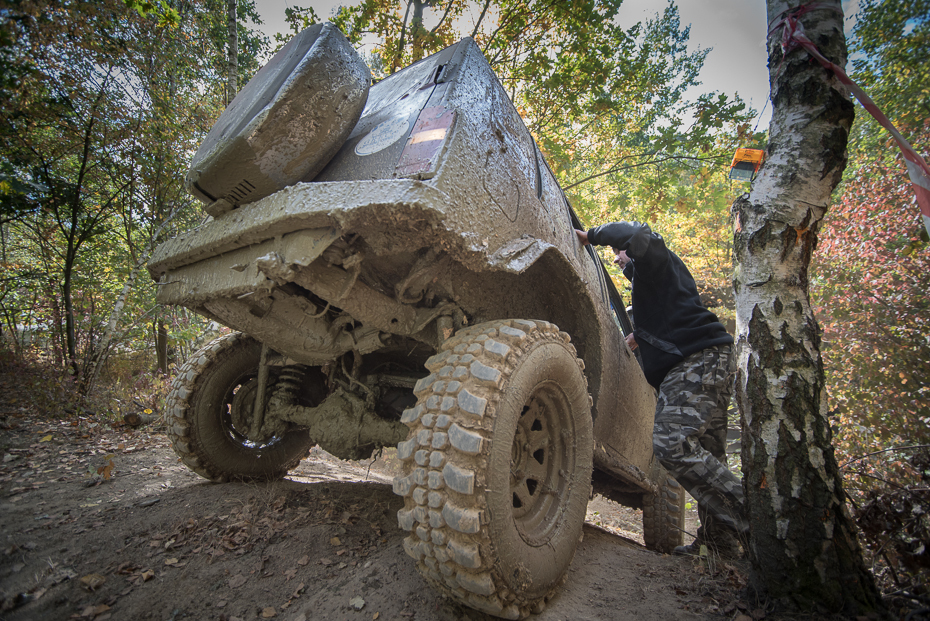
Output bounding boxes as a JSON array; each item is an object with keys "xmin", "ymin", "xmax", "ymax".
[{"xmin": 394, "ymin": 319, "xmax": 593, "ymax": 619}]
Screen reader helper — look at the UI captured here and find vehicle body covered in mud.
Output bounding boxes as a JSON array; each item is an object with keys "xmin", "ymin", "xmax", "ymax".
[{"xmin": 148, "ymin": 23, "xmax": 684, "ymax": 619}]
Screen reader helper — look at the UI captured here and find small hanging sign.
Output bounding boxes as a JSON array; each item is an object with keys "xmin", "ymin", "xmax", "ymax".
[{"xmin": 729, "ymin": 148, "xmax": 766, "ymax": 182}]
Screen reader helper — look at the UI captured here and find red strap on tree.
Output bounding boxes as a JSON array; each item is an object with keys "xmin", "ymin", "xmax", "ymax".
[{"xmin": 769, "ymin": 3, "xmax": 930, "ymax": 237}]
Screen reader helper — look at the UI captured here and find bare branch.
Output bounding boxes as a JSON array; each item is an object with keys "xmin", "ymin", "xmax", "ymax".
[{"xmin": 564, "ymin": 153, "xmax": 727, "ymax": 190}]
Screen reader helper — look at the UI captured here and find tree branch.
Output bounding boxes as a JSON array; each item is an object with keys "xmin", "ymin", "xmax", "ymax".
[
  {"xmin": 470, "ymin": 0, "xmax": 491, "ymax": 39},
  {"xmin": 564, "ymin": 153, "xmax": 728, "ymax": 190},
  {"xmin": 428, "ymin": 0, "xmax": 456, "ymax": 36}
]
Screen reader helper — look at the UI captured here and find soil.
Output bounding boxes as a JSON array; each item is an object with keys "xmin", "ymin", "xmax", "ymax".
[{"xmin": 0, "ymin": 368, "xmax": 753, "ymax": 621}]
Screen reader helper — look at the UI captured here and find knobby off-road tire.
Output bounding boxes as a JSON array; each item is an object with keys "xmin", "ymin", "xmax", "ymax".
[
  {"xmin": 642, "ymin": 468, "xmax": 686, "ymax": 553},
  {"xmin": 393, "ymin": 320, "xmax": 593, "ymax": 619},
  {"xmin": 166, "ymin": 333, "xmax": 312, "ymax": 482}
]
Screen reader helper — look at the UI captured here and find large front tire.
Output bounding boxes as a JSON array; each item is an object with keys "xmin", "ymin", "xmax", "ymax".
[
  {"xmin": 166, "ymin": 333, "xmax": 313, "ymax": 482},
  {"xmin": 393, "ymin": 320, "xmax": 593, "ymax": 619}
]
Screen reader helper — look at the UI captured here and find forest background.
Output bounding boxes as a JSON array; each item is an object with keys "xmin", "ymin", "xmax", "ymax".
[{"xmin": 0, "ymin": 0, "xmax": 927, "ymax": 602}]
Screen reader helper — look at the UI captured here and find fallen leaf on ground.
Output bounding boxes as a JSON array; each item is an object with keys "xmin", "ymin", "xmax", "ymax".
[
  {"xmin": 261, "ymin": 607, "xmax": 276, "ymax": 617},
  {"xmin": 228, "ymin": 574, "xmax": 247, "ymax": 589},
  {"xmin": 330, "ymin": 536, "xmax": 341, "ymax": 546},
  {"xmin": 284, "ymin": 568, "xmax": 297, "ymax": 581},
  {"xmin": 350, "ymin": 596, "xmax": 365, "ymax": 610},
  {"xmin": 296, "ymin": 555, "xmax": 309, "ymax": 566},
  {"xmin": 79, "ymin": 573, "xmax": 106, "ymax": 591},
  {"xmin": 80, "ymin": 603, "xmax": 111, "ymax": 617},
  {"xmin": 40, "ymin": 435, "xmax": 52, "ymax": 442}
]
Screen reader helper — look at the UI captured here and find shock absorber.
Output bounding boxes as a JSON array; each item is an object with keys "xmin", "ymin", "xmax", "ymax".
[{"xmin": 270, "ymin": 365, "xmax": 308, "ymax": 408}]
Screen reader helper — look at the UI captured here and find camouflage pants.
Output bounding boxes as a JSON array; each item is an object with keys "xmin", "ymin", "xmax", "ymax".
[{"xmin": 653, "ymin": 344, "xmax": 748, "ymax": 538}]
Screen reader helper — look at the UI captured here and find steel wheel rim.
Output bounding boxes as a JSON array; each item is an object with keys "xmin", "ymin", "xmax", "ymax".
[
  {"xmin": 222, "ymin": 374, "xmax": 280, "ymax": 449},
  {"xmin": 510, "ymin": 381, "xmax": 574, "ymax": 545}
]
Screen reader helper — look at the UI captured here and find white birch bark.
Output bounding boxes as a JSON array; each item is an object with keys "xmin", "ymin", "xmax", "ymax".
[{"xmin": 733, "ymin": 0, "xmax": 882, "ymax": 612}]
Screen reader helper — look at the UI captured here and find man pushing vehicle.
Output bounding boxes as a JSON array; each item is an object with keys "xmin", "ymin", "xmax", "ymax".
[{"xmin": 577, "ymin": 221, "xmax": 748, "ymax": 558}]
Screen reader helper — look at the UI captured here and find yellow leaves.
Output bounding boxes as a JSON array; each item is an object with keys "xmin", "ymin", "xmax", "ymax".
[
  {"xmin": 96, "ymin": 454, "xmax": 115, "ymax": 480},
  {"xmin": 40, "ymin": 435, "xmax": 52, "ymax": 442}
]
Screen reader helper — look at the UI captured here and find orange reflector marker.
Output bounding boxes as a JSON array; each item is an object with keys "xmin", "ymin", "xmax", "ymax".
[{"xmin": 729, "ymin": 148, "xmax": 766, "ymax": 182}]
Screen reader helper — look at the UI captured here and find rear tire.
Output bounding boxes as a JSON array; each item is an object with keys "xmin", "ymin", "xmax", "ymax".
[
  {"xmin": 642, "ymin": 467, "xmax": 686, "ymax": 553},
  {"xmin": 166, "ymin": 333, "xmax": 314, "ymax": 482},
  {"xmin": 393, "ymin": 320, "xmax": 593, "ymax": 619}
]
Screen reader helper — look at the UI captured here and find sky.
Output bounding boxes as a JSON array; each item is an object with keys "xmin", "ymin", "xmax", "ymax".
[{"xmin": 246, "ymin": 0, "xmax": 862, "ymax": 130}]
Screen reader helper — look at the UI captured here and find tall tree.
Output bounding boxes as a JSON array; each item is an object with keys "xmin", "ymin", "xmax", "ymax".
[
  {"xmin": 731, "ymin": 0, "xmax": 882, "ymax": 612},
  {"xmin": 0, "ymin": 1, "xmax": 138, "ymax": 375},
  {"xmin": 227, "ymin": 0, "xmax": 238, "ymax": 103},
  {"xmin": 0, "ymin": 0, "xmax": 264, "ymax": 388}
]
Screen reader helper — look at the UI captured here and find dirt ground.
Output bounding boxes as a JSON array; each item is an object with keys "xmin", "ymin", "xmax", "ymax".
[{"xmin": 0, "ymin": 368, "xmax": 756, "ymax": 621}]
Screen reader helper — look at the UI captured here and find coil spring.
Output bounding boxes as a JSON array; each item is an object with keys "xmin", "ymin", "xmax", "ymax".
[{"xmin": 271, "ymin": 365, "xmax": 307, "ymax": 404}]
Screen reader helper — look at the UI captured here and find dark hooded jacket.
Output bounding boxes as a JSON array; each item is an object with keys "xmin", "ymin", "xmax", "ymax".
[{"xmin": 587, "ymin": 221, "xmax": 732, "ymax": 388}]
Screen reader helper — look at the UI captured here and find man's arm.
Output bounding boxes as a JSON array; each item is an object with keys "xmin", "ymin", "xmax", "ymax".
[{"xmin": 586, "ymin": 221, "xmax": 652, "ymax": 258}]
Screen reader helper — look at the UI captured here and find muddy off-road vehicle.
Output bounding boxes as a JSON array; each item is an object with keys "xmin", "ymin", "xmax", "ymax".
[{"xmin": 148, "ymin": 23, "xmax": 685, "ymax": 619}]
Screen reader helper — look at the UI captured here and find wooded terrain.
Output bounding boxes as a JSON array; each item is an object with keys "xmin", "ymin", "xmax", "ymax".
[{"xmin": 0, "ymin": 0, "xmax": 927, "ymax": 616}]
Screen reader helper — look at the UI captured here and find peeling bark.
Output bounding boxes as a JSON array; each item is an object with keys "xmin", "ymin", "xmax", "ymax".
[{"xmin": 733, "ymin": 0, "xmax": 883, "ymax": 614}]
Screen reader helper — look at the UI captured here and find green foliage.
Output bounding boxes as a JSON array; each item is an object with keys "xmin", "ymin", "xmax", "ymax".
[
  {"xmin": 0, "ymin": 0, "xmax": 263, "ymax": 392},
  {"xmin": 847, "ymin": 0, "xmax": 929, "ymax": 160},
  {"xmin": 812, "ymin": 0, "xmax": 930, "ymax": 487},
  {"xmin": 124, "ymin": 0, "xmax": 181, "ymax": 27}
]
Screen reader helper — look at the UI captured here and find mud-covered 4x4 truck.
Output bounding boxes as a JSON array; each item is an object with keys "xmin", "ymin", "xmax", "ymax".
[{"xmin": 148, "ymin": 23, "xmax": 685, "ymax": 619}]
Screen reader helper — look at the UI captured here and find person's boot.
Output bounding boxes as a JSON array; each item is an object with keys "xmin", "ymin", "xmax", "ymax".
[
  {"xmin": 674, "ymin": 531, "xmax": 743, "ymax": 559},
  {"xmin": 673, "ymin": 538, "xmax": 706, "ymax": 556}
]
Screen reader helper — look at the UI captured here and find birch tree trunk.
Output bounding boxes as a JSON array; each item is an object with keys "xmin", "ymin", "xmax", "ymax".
[
  {"xmin": 80, "ymin": 208, "xmax": 181, "ymax": 396},
  {"xmin": 226, "ymin": 0, "xmax": 237, "ymax": 105},
  {"xmin": 733, "ymin": 0, "xmax": 883, "ymax": 613},
  {"xmin": 79, "ymin": 257, "xmax": 147, "ymax": 395}
]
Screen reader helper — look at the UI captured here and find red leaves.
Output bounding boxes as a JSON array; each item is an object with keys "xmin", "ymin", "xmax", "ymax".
[{"xmin": 813, "ymin": 124, "xmax": 930, "ymax": 467}]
